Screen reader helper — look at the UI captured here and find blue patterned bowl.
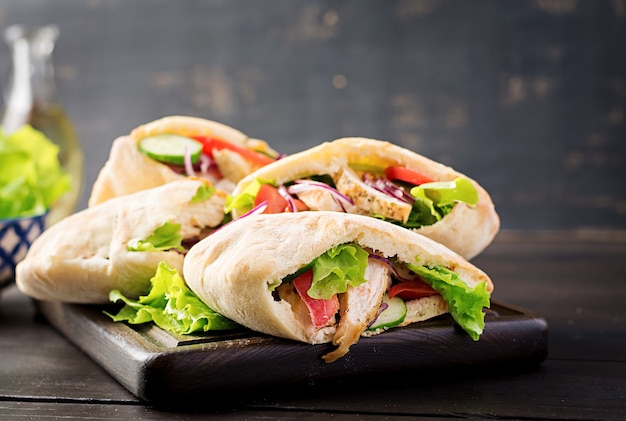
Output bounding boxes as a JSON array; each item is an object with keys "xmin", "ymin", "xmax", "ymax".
[{"xmin": 0, "ymin": 213, "xmax": 46, "ymax": 289}]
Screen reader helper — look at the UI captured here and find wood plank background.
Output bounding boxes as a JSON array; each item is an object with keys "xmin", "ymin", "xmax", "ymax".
[
  {"xmin": 0, "ymin": 0, "xmax": 624, "ymax": 231},
  {"xmin": 2, "ymin": 235, "xmax": 625, "ymax": 418}
]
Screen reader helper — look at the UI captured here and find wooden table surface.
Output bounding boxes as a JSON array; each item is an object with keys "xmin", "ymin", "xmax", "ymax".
[
  {"xmin": 1, "ymin": 229, "xmax": 624, "ymax": 420},
  {"xmin": 0, "ymin": 1, "xmax": 624, "ymax": 418}
]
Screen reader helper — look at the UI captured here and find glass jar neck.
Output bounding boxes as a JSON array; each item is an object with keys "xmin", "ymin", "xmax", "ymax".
[{"xmin": 2, "ymin": 24, "xmax": 60, "ymax": 133}]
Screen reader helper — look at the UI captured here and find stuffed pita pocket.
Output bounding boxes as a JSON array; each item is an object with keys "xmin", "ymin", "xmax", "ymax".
[
  {"xmin": 17, "ymin": 178, "xmax": 226, "ymax": 303},
  {"xmin": 227, "ymin": 137, "xmax": 499, "ymax": 260},
  {"xmin": 183, "ymin": 211, "xmax": 493, "ymax": 363},
  {"xmin": 89, "ymin": 115, "xmax": 278, "ymax": 206}
]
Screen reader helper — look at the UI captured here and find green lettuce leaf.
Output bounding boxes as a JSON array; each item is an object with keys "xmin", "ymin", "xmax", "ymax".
[
  {"xmin": 406, "ymin": 263, "xmax": 490, "ymax": 340},
  {"xmin": 0, "ymin": 125, "xmax": 70, "ymax": 219},
  {"xmin": 105, "ymin": 261, "xmax": 238, "ymax": 333},
  {"xmin": 190, "ymin": 183, "xmax": 215, "ymax": 203},
  {"xmin": 224, "ymin": 177, "xmax": 274, "ymax": 214},
  {"xmin": 402, "ymin": 177, "xmax": 478, "ymax": 228},
  {"xmin": 410, "ymin": 177, "xmax": 478, "ymax": 207},
  {"xmin": 128, "ymin": 221, "xmax": 185, "ymax": 252},
  {"xmin": 307, "ymin": 243, "xmax": 369, "ymax": 300}
]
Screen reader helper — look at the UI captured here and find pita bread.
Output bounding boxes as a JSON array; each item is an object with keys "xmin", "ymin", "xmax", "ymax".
[
  {"xmin": 183, "ymin": 211, "xmax": 493, "ymax": 362},
  {"xmin": 230, "ymin": 137, "xmax": 499, "ymax": 260},
  {"xmin": 16, "ymin": 179, "xmax": 226, "ymax": 304},
  {"xmin": 88, "ymin": 115, "xmax": 276, "ymax": 206}
]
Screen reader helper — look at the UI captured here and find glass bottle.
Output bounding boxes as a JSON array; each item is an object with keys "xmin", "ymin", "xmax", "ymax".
[{"xmin": 1, "ymin": 24, "xmax": 84, "ymax": 226}]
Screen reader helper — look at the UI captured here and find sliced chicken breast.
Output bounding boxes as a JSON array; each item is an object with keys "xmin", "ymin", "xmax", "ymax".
[
  {"xmin": 323, "ymin": 258, "xmax": 391, "ymax": 362},
  {"xmin": 334, "ymin": 167, "xmax": 412, "ymax": 223},
  {"xmin": 296, "ymin": 188, "xmax": 346, "ymax": 212}
]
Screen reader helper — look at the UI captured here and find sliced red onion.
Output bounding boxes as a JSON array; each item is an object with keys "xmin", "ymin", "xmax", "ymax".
[
  {"xmin": 368, "ymin": 254, "xmax": 419, "ymax": 283},
  {"xmin": 166, "ymin": 153, "xmax": 218, "ymax": 178},
  {"xmin": 287, "ymin": 180, "xmax": 354, "ymax": 207},
  {"xmin": 335, "ymin": 196, "xmax": 348, "ymax": 213},
  {"xmin": 199, "ymin": 154, "xmax": 212, "ymax": 174},
  {"xmin": 184, "ymin": 146, "xmax": 196, "ymax": 177},
  {"xmin": 367, "ymin": 302, "xmax": 389, "ymax": 329},
  {"xmin": 278, "ymin": 185, "xmax": 297, "ymax": 212},
  {"xmin": 210, "ymin": 201, "xmax": 268, "ymax": 236},
  {"xmin": 362, "ymin": 173, "xmax": 414, "ymax": 204},
  {"xmin": 238, "ymin": 201, "xmax": 268, "ymax": 219},
  {"xmin": 166, "ymin": 164, "xmax": 186, "ymax": 174}
]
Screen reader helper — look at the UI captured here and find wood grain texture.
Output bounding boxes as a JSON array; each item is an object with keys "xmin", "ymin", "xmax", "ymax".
[
  {"xmin": 0, "ymin": 287, "xmax": 137, "ymax": 402},
  {"xmin": 0, "ymin": 0, "xmax": 624, "ymax": 418},
  {"xmin": 34, "ymin": 300, "xmax": 547, "ymax": 402},
  {"xmin": 0, "ymin": 401, "xmax": 455, "ymax": 421},
  {"xmin": 0, "ymin": 0, "xmax": 623, "ymax": 231},
  {"xmin": 1, "ymin": 231, "xmax": 625, "ymax": 419}
]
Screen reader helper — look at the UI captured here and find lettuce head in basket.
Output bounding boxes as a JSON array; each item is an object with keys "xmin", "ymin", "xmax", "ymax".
[{"xmin": 0, "ymin": 125, "xmax": 70, "ymax": 219}]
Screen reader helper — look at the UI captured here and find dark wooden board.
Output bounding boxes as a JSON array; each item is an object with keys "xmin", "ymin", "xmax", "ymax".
[{"xmin": 35, "ymin": 300, "xmax": 547, "ymax": 403}]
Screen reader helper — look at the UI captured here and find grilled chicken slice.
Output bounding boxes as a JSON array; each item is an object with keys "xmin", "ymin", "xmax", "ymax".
[
  {"xmin": 322, "ymin": 258, "xmax": 391, "ymax": 363},
  {"xmin": 296, "ymin": 188, "xmax": 346, "ymax": 212},
  {"xmin": 334, "ymin": 167, "xmax": 412, "ymax": 223},
  {"xmin": 212, "ymin": 148, "xmax": 257, "ymax": 184}
]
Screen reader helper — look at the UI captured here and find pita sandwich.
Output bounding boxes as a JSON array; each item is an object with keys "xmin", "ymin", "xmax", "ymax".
[
  {"xmin": 183, "ymin": 211, "xmax": 493, "ymax": 363},
  {"xmin": 88, "ymin": 115, "xmax": 278, "ymax": 206},
  {"xmin": 227, "ymin": 137, "xmax": 499, "ymax": 260},
  {"xmin": 16, "ymin": 178, "xmax": 226, "ymax": 304}
]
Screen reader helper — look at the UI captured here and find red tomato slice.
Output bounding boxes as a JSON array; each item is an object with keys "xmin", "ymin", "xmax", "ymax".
[
  {"xmin": 293, "ymin": 198, "xmax": 309, "ymax": 212},
  {"xmin": 388, "ymin": 280, "xmax": 438, "ymax": 301},
  {"xmin": 192, "ymin": 136, "xmax": 275, "ymax": 167},
  {"xmin": 254, "ymin": 184, "xmax": 288, "ymax": 213},
  {"xmin": 293, "ymin": 271, "xmax": 340, "ymax": 328},
  {"xmin": 385, "ymin": 166, "xmax": 435, "ymax": 186},
  {"xmin": 254, "ymin": 184, "xmax": 309, "ymax": 213}
]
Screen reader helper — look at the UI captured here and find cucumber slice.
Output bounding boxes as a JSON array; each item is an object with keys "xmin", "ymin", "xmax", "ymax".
[
  {"xmin": 368, "ymin": 293, "xmax": 407, "ymax": 331},
  {"xmin": 138, "ymin": 134, "xmax": 203, "ymax": 165}
]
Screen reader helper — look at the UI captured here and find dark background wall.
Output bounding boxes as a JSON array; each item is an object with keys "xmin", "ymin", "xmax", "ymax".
[{"xmin": 0, "ymin": 0, "xmax": 624, "ymax": 231}]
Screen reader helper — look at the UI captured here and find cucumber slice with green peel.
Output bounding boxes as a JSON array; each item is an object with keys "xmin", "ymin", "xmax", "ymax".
[
  {"xmin": 367, "ymin": 293, "xmax": 407, "ymax": 331},
  {"xmin": 138, "ymin": 134, "xmax": 203, "ymax": 165}
]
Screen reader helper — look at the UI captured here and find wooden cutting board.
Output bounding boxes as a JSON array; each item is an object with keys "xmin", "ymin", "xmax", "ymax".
[{"xmin": 35, "ymin": 300, "xmax": 548, "ymax": 402}]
